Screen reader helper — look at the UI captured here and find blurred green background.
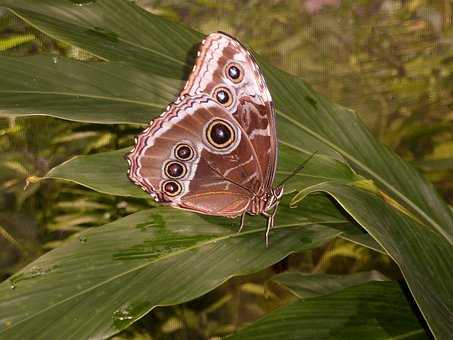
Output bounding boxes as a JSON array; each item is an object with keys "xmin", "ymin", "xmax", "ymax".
[{"xmin": 0, "ymin": 1, "xmax": 451, "ymax": 338}]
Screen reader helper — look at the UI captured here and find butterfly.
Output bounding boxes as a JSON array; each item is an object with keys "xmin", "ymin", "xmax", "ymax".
[{"xmin": 126, "ymin": 32, "xmax": 283, "ymax": 246}]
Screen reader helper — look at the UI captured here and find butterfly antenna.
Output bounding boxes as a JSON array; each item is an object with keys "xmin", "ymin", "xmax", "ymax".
[{"xmin": 276, "ymin": 151, "xmax": 318, "ymax": 187}]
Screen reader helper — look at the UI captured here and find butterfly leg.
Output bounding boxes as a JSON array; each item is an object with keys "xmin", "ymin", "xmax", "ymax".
[
  {"xmin": 264, "ymin": 209, "xmax": 276, "ymax": 247},
  {"xmin": 238, "ymin": 212, "xmax": 247, "ymax": 233},
  {"xmin": 264, "ymin": 199, "xmax": 280, "ymax": 247}
]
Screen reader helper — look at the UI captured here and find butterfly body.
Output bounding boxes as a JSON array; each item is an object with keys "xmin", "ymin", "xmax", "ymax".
[
  {"xmin": 127, "ymin": 32, "xmax": 281, "ymax": 245},
  {"xmin": 248, "ymin": 187, "xmax": 284, "ymax": 216}
]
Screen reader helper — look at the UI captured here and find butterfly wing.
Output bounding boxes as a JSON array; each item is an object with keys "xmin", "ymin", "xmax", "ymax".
[
  {"xmin": 182, "ymin": 32, "xmax": 278, "ymax": 193},
  {"xmin": 127, "ymin": 95, "xmax": 263, "ymax": 217},
  {"xmin": 127, "ymin": 32, "xmax": 278, "ymax": 217}
]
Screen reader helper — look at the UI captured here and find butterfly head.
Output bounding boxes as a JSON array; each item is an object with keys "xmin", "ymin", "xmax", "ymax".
[{"xmin": 266, "ymin": 186, "xmax": 284, "ymax": 211}]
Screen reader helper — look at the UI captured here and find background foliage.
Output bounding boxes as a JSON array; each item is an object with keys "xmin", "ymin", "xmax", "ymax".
[{"xmin": 0, "ymin": 0, "xmax": 451, "ymax": 339}]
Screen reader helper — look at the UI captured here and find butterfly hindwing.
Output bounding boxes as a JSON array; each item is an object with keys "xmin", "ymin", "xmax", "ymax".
[
  {"xmin": 182, "ymin": 32, "xmax": 278, "ymax": 193},
  {"xmin": 127, "ymin": 95, "xmax": 262, "ymax": 217}
]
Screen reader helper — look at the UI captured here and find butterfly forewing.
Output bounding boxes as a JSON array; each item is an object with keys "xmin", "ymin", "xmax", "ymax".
[{"xmin": 182, "ymin": 32, "xmax": 278, "ymax": 194}]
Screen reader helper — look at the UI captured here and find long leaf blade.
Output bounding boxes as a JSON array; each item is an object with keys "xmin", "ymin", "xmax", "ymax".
[
  {"xmin": 0, "ymin": 208, "xmax": 340, "ymax": 339},
  {"xmin": 2, "ymin": 0, "xmax": 201, "ymax": 78},
  {"xmin": 291, "ymin": 181, "xmax": 453, "ymax": 338},
  {"xmin": 228, "ymin": 281, "xmax": 429, "ymax": 340},
  {"xmin": 272, "ymin": 271, "xmax": 389, "ymax": 299},
  {"xmin": 0, "ymin": 56, "xmax": 180, "ymax": 124}
]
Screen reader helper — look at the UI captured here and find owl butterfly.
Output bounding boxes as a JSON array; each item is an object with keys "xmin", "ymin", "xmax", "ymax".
[{"xmin": 126, "ymin": 32, "xmax": 283, "ymax": 246}]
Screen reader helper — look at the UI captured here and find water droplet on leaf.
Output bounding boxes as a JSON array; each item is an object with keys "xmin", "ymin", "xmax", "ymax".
[
  {"xmin": 9, "ymin": 264, "xmax": 57, "ymax": 287},
  {"xmin": 79, "ymin": 236, "xmax": 87, "ymax": 243},
  {"xmin": 113, "ymin": 305, "xmax": 134, "ymax": 321},
  {"xmin": 116, "ymin": 201, "xmax": 127, "ymax": 209}
]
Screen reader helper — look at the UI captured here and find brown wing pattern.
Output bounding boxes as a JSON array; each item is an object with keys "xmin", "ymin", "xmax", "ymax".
[
  {"xmin": 127, "ymin": 95, "xmax": 263, "ymax": 217},
  {"xmin": 181, "ymin": 32, "xmax": 278, "ymax": 193},
  {"xmin": 127, "ymin": 32, "xmax": 278, "ymax": 217}
]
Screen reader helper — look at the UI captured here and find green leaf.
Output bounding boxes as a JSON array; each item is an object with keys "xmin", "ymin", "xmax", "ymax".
[
  {"xmin": 45, "ymin": 148, "xmax": 147, "ymax": 198},
  {"xmin": 263, "ymin": 64, "xmax": 453, "ymax": 246},
  {"xmin": 228, "ymin": 281, "xmax": 429, "ymax": 340},
  {"xmin": 1, "ymin": 0, "xmax": 202, "ymax": 78},
  {"xmin": 0, "ymin": 208, "xmax": 341, "ymax": 340},
  {"xmin": 339, "ymin": 232, "xmax": 385, "ymax": 254},
  {"xmin": 291, "ymin": 181, "xmax": 453, "ymax": 339},
  {"xmin": 272, "ymin": 271, "xmax": 389, "ymax": 299},
  {"xmin": 0, "ymin": 56, "xmax": 181, "ymax": 124}
]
